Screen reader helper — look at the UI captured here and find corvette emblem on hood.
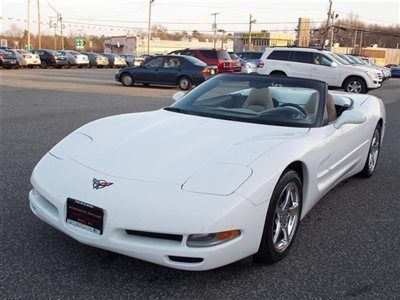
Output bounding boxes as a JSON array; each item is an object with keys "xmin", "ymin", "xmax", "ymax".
[{"xmin": 93, "ymin": 178, "xmax": 113, "ymax": 190}]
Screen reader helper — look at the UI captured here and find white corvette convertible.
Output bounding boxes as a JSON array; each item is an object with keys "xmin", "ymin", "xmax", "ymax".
[{"xmin": 29, "ymin": 74, "xmax": 385, "ymax": 270}]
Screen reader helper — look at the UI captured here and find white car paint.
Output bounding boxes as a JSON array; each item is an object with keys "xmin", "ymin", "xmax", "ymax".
[
  {"xmin": 257, "ymin": 47, "xmax": 381, "ymax": 90},
  {"xmin": 59, "ymin": 50, "xmax": 89, "ymax": 66},
  {"xmin": 29, "ymin": 91, "xmax": 385, "ymax": 270},
  {"xmin": 7, "ymin": 49, "xmax": 41, "ymax": 66}
]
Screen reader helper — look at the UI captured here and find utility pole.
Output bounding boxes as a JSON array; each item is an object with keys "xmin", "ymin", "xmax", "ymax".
[
  {"xmin": 218, "ymin": 29, "xmax": 225, "ymax": 49},
  {"xmin": 60, "ymin": 14, "xmax": 64, "ymax": 50},
  {"xmin": 27, "ymin": 0, "xmax": 31, "ymax": 49},
  {"xmin": 359, "ymin": 30, "xmax": 363, "ymax": 55},
  {"xmin": 37, "ymin": 0, "xmax": 41, "ymax": 49},
  {"xmin": 248, "ymin": 14, "xmax": 256, "ymax": 51},
  {"xmin": 330, "ymin": 11, "xmax": 338, "ymax": 50},
  {"xmin": 353, "ymin": 29, "xmax": 358, "ymax": 54},
  {"xmin": 147, "ymin": 0, "xmax": 155, "ymax": 55},
  {"xmin": 322, "ymin": 0, "xmax": 332, "ymax": 49},
  {"xmin": 211, "ymin": 12, "xmax": 219, "ymax": 49}
]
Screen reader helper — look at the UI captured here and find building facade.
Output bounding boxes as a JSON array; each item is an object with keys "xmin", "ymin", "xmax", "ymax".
[
  {"xmin": 233, "ymin": 31, "xmax": 295, "ymax": 52},
  {"xmin": 103, "ymin": 36, "xmax": 137, "ymax": 55}
]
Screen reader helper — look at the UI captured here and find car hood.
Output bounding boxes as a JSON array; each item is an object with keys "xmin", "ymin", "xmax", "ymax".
[{"xmin": 62, "ymin": 110, "xmax": 309, "ymax": 185}]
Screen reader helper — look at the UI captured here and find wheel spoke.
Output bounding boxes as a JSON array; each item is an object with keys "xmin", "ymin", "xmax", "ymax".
[
  {"xmin": 273, "ymin": 219, "xmax": 281, "ymax": 243},
  {"xmin": 281, "ymin": 187, "xmax": 291, "ymax": 211}
]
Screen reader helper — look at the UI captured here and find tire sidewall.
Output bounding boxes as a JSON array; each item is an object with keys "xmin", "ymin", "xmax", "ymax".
[
  {"xmin": 178, "ymin": 77, "xmax": 192, "ymax": 90},
  {"xmin": 121, "ymin": 73, "xmax": 134, "ymax": 86},
  {"xmin": 255, "ymin": 170, "xmax": 302, "ymax": 263},
  {"xmin": 345, "ymin": 77, "xmax": 367, "ymax": 94},
  {"xmin": 360, "ymin": 123, "xmax": 382, "ymax": 177}
]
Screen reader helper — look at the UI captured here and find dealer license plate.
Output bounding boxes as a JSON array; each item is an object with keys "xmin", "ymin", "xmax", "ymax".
[{"xmin": 66, "ymin": 198, "xmax": 104, "ymax": 235}]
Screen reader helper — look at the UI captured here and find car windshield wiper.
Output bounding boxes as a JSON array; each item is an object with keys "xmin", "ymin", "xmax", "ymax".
[{"xmin": 164, "ymin": 107, "xmax": 195, "ymax": 115}]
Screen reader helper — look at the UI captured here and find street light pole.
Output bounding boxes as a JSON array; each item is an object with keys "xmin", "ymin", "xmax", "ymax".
[
  {"xmin": 211, "ymin": 12, "xmax": 219, "ymax": 49},
  {"xmin": 37, "ymin": 0, "xmax": 41, "ymax": 49},
  {"xmin": 248, "ymin": 14, "xmax": 256, "ymax": 51},
  {"xmin": 27, "ymin": 0, "xmax": 30, "ymax": 49},
  {"xmin": 147, "ymin": 0, "xmax": 155, "ymax": 55}
]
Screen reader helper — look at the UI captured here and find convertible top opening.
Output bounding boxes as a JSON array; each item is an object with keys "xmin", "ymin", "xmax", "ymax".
[{"xmin": 166, "ymin": 74, "xmax": 327, "ymax": 128}]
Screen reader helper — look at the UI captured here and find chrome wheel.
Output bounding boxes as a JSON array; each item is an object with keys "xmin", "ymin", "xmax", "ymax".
[
  {"xmin": 272, "ymin": 182, "xmax": 300, "ymax": 253},
  {"xmin": 347, "ymin": 80, "xmax": 362, "ymax": 93},
  {"xmin": 368, "ymin": 128, "xmax": 380, "ymax": 172}
]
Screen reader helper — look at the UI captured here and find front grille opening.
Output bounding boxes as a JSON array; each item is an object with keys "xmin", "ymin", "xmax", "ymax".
[
  {"xmin": 168, "ymin": 256, "xmax": 204, "ymax": 263},
  {"xmin": 125, "ymin": 230, "xmax": 183, "ymax": 242}
]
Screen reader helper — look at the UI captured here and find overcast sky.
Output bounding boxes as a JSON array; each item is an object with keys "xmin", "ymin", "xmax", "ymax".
[{"xmin": 1, "ymin": 0, "xmax": 399, "ymax": 36}]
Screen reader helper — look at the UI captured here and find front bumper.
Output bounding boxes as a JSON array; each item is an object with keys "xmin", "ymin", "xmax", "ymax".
[{"xmin": 29, "ymin": 154, "xmax": 266, "ymax": 270}]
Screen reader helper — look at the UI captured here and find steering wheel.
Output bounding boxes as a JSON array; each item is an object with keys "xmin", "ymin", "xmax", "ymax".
[{"xmin": 279, "ymin": 103, "xmax": 308, "ymax": 116}]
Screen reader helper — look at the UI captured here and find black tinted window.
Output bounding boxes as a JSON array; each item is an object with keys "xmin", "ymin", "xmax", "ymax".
[
  {"xmin": 293, "ymin": 51, "xmax": 313, "ymax": 64},
  {"xmin": 267, "ymin": 50, "xmax": 290, "ymax": 61},
  {"xmin": 242, "ymin": 52, "xmax": 263, "ymax": 59},
  {"xmin": 200, "ymin": 50, "xmax": 218, "ymax": 59},
  {"xmin": 145, "ymin": 57, "xmax": 164, "ymax": 68}
]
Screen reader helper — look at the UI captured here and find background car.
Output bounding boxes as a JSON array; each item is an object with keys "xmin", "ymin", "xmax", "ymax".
[
  {"xmin": 388, "ymin": 65, "xmax": 400, "ymax": 77},
  {"xmin": 115, "ymin": 55, "xmax": 217, "ymax": 90},
  {"xmin": 58, "ymin": 50, "xmax": 89, "ymax": 68},
  {"xmin": 120, "ymin": 54, "xmax": 145, "ymax": 67},
  {"xmin": 338, "ymin": 54, "xmax": 383, "ymax": 82},
  {"xmin": 5, "ymin": 49, "xmax": 41, "ymax": 68},
  {"xmin": 358, "ymin": 56, "xmax": 391, "ymax": 80},
  {"xmin": 169, "ymin": 48, "xmax": 233, "ymax": 73},
  {"xmin": 31, "ymin": 49, "xmax": 68, "ymax": 69},
  {"xmin": 236, "ymin": 51, "xmax": 264, "ymax": 66},
  {"xmin": 100, "ymin": 53, "xmax": 127, "ymax": 68},
  {"xmin": 227, "ymin": 52, "xmax": 242, "ymax": 72},
  {"xmin": 0, "ymin": 49, "xmax": 19, "ymax": 69},
  {"xmin": 81, "ymin": 52, "xmax": 109, "ymax": 68},
  {"xmin": 258, "ymin": 47, "xmax": 381, "ymax": 94}
]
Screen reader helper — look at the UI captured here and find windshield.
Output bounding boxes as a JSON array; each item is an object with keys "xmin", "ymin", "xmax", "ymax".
[
  {"xmin": 166, "ymin": 74, "xmax": 325, "ymax": 128},
  {"xmin": 350, "ymin": 56, "xmax": 367, "ymax": 65},
  {"xmin": 228, "ymin": 52, "xmax": 239, "ymax": 59},
  {"xmin": 184, "ymin": 56, "xmax": 207, "ymax": 66},
  {"xmin": 327, "ymin": 52, "xmax": 350, "ymax": 65},
  {"xmin": 17, "ymin": 50, "xmax": 30, "ymax": 54}
]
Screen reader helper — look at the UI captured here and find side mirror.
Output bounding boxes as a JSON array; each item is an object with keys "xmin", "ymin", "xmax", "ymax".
[
  {"xmin": 331, "ymin": 61, "xmax": 338, "ymax": 68},
  {"xmin": 334, "ymin": 109, "xmax": 366, "ymax": 129},
  {"xmin": 172, "ymin": 91, "xmax": 186, "ymax": 102}
]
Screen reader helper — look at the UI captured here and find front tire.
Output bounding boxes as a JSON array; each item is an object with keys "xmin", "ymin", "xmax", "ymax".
[
  {"xmin": 121, "ymin": 73, "xmax": 134, "ymax": 86},
  {"xmin": 178, "ymin": 76, "xmax": 192, "ymax": 90},
  {"xmin": 343, "ymin": 76, "xmax": 368, "ymax": 94},
  {"xmin": 254, "ymin": 170, "xmax": 302, "ymax": 264},
  {"xmin": 40, "ymin": 61, "xmax": 47, "ymax": 69},
  {"xmin": 359, "ymin": 123, "xmax": 381, "ymax": 178}
]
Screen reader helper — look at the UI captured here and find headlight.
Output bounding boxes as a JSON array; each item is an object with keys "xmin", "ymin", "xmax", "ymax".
[
  {"xmin": 366, "ymin": 71, "xmax": 378, "ymax": 79},
  {"xmin": 187, "ymin": 230, "xmax": 241, "ymax": 247}
]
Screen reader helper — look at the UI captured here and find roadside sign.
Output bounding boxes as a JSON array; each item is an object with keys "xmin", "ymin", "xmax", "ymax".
[
  {"xmin": 75, "ymin": 39, "xmax": 86, "ymax": 48},
  {"xmin": 0, "ymin": 39, "xmax": 7, "ymax": 48},
  {"xmin": 24, "ymin": 44, "xmax": 32, "ymax": 50}
]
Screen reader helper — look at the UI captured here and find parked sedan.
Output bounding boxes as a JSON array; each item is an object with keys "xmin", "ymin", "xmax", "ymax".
[
  {"xmin": 81, "ymin": 52, "xmax": 109, "ymax": 68},
  {"xmin": 115, "ymin": 55, "xmax": 217, "ymax": 90},
  {"xmin": 0, "ymin": 49, "xmax": 19, "ymax": 69},
  {"xmin": 236, "ymin": 51, "xmax": 264, "ymax": 66},
  {"xmin": 31, "ymin": 49, "xmax": 68, "ymax": 68},
  {"xmin": 5, "ymin": 49, "xmax": 41, "ymax": 68},
  {"xmin": 100, "ymin": 53, "xmax": 127, "ymax": 68},
  {"xmin": 58, "ymin": 50, "xmax": 89, "ymax": 67},
  {"xmin": 120, "ymin": 54, "xmax": 145, "ymax": 67}
]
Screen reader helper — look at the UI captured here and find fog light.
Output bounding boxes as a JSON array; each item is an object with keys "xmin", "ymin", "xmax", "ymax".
[{"xmin": 187, "ymin": 230, "xmax": 241, "ymax": 247}]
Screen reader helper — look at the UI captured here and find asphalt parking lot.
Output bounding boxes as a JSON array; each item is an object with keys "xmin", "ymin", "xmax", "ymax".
[{"xmin": 1, "ymin": 68, "xmax": 400, "ymax": 298}]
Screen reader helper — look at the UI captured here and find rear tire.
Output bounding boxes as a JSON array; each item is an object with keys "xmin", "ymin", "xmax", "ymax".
[
  {"xmin": 121, "ymin": 73, "xmax": 134, "ymax": 86},
  {"xmin": 40, "ymin": 61, "xmax": 47, "ymax": 69},
  {"xmin": 359, "ymin": 123, "xmax": 381, "ymax": 178},
  {"xmin": 178, "ymin": 76, "xmax": 192, "ymax": 90},
  {"xmin": 343, "ymin": 76, "xmax": 368, "ymax": 94},
  {"xmin": 254, "ymin": 170, "xmax": 302, "ymax": 264}
]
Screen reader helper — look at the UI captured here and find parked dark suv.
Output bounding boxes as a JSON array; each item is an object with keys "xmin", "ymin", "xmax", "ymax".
[
  {"xmin": 31, "ymin": 49, "xmax": 68, "ymax": 68},
  {"xmin": 0, "ymin": 49, "xmax": 19, "ymax": 69},
  {"xmin": 169, "ymin": 49, "xmax": 233, "ymax": 73}
]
